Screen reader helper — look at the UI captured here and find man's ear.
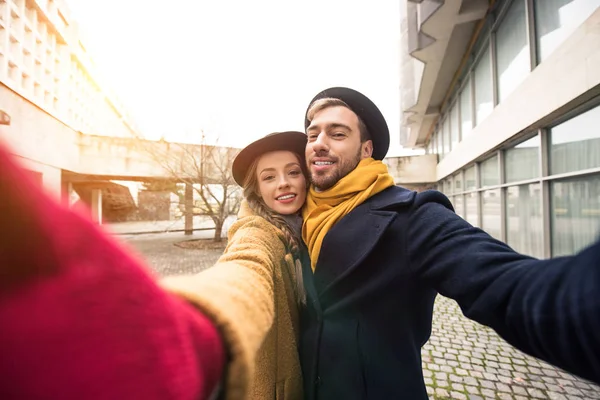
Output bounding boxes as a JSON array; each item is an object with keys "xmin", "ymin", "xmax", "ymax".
[{"xmin": 361, "ymin": 140, "xmax": 373, "ymax": 159}]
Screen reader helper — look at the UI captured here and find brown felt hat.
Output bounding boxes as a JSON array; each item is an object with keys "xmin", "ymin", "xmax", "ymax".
[
  {"xmin": 232, "ymin": 131, "xmax": 307, "ymax": 187},
  {"xmin": 304, "ymin": 87, "xmax": 390, "ymax": 160}
]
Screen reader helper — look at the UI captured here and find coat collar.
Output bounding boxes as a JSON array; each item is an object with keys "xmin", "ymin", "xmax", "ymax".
[
  {"xmin": 366, "ymin": 185, "xmax": 416, "ymax": 211},
  {"xmin": 311, "ymin": 186, "xmax": 416, "ymax": 298}
]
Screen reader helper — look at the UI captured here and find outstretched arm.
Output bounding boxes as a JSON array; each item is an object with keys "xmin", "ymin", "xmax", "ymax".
[
  {"xmin": 408, "ymin": 191, "xmax": 600, "ymax": 384},
  {"xmin": 0, "ymin": 143, "xmax": 224, "ymax": 399},
  {"xmin": 162, "ymin": 213, "xmax": 289, "ymax": 400}
]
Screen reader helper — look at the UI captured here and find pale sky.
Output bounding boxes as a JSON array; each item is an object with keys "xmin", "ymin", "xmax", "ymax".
[{"xmin": 68, "ymin": 0, "xmax": 412, "ymax": 156}]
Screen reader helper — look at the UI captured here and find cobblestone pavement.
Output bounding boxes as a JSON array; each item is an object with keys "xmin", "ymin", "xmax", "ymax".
[
  {"xmin": 120, "ymin": 233, "xmax": 600, "ymax": 400},
  {"xmin": 120, "ymin": 231, "xmax": 225, "ymax": 277},
  {"xmin": 422, "ymin": 297, "xmax": 600, "ymax": 400}
]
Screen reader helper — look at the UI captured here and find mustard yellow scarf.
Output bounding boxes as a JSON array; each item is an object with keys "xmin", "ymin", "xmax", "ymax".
[{"xmin": 302, "ymin": 158, "xmax": 395, "ymax": 271}]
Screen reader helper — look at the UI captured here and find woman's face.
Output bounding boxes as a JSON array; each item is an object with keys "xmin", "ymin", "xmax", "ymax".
[{"xmin": 256, "ymin": 150, "xmax": 307, "ymax": 215}]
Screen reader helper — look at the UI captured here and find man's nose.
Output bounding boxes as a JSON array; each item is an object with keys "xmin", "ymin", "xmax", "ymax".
[{"xmin": 311, "ymin": 133, "xmax": 329, "ymax": 153}]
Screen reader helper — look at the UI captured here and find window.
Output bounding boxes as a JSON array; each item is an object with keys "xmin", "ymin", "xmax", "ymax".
[
  {"xmin": 550, "ymin": 105, "xmax": 600, "ymax": 175},
  {"xmin": 460, "ymin": 79, "xmax": 473, "ymax": 139},
  {"xmin": 454, "ymin": 195, "xmax": 465, "ymax": 219},
  {"xmin": 535, "ymin": 0, "xmax": 600, "ymax": 63},
  {"xmin": 444, "ymin": 179, "xmax": 453, "ymax": 196},
  {"xmin": 465, "ymin": 166, "xmax": 477, "ymax": 191},
  {"xmin": 453, "ymin": 172, "xmax": 463, "ymax": 193},
  {"xmin": 443, "ymin": 117, "xmax": 452, "ymax": 154},
  {"xmin": 506, "ymin": 184, "xmax": 543, "ymax": 258},
  {"xmin": 551, "ymin": 175, "xmax": 600, "ymax": 256},
  {"xmin": 450, "ymin": 102, "xmax": 460, "ymax": 148},
  {"xmin": 505, "ymin": 135, "xmax": 541, "ymax": 183},
  {"xmin": 496, "ymin": 0, "xmax": 530, "ymax": 102},
  {"xmin": 482, "ymin": 189, "xmax": 502, "ymax": 240},
  {"xmin": 474, "ymin": 46, "xmax": 493, "ymax": 125},
  {"xmin": 465, "ymin": 192, "xmax": 480, "ymax": 227},
  {"xmin": 481, "ymin": 155, "xmax": 500, "ymax": 187}
]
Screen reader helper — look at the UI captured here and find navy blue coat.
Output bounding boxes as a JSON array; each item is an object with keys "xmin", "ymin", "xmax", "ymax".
[{"xmin": 299, "ymin": 186, "xmax": 600, "ymax": 400}]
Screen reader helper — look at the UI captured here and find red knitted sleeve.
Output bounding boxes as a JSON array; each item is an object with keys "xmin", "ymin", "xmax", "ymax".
[{"xmin": 0, "ymin": 143, "xmax": 225, "ymax": 400}]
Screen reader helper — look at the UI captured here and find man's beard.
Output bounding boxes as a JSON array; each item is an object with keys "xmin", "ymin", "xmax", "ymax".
[{"xmin": 310, "ymin": 147, "xmax": 362, "ymax": 191}]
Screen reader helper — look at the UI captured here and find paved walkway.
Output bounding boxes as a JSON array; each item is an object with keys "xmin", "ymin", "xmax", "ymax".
[{"xmin": 120, "ymin": 232, "xmax": 600, "ymax": 400}]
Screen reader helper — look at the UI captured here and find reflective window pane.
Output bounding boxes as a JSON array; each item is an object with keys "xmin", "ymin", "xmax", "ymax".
[
  {"xmin": 481, "ymin": 155, "xmax": 500, "ymax": 187},
  {"xmin": 506, "ymin": 184, "xmax": 544, "ymax": 258},
  {"xmin": 535, "ymin": 0, "xmax": 600, "ymax": 63},
  {"xmin": 551, "ymin": 175, "xmax": 600, "ymax": 256},
  {"xmin": 550, "ymin": 105, "xmax": 600, "ymax": 175},
  {"xmin": 444, "ymin": 179, "xmax": 453, "ymax": 195},
  {"xmin": 465, "ymin": 192, "xmax": 480, "ymax": 227},
  {"xmin": 443, "ymin": 118, "xmax": 451, "ymax": 154},
  {"xmin": 454, "ymin": 172, "xmax": 463, "ymax": 192},
  {"xmin": 460, "ymin": 79, "xmax": 473, "ymax": 139},
  {"xmin": 465, "ymin": 166, "xmax": 477, "ymax": 191},
  {"xmin": 436, "ymin": 128, "xmax": 443, "ymax": 156},
  {"xmin": 496, "ymin": 0, "xmax": 530, "ymax": 102},
  {"xmin": 482, "ymin": 189, "xmax": 502, "ymax": 240},
  {"xmin": 505, "ymin": 135, "xmax": 541, "ymax": 183},
  {"xmin": 454, "ymin": 195, "xmax": 465, "ymax": 219},
  {"xmin": 474, "ymin": 46, "xmax": 493, "ymax": 125},
  {"xmin": 451, "ymin": 103, "xmax": 460, "ymax": 148}
]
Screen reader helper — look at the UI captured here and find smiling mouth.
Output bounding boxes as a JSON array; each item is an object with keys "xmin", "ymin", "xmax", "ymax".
[
  {"xmin": 276, "ymin": 194, "xmax": 296, "ymax": 200},
  {"xmin": 313, "ymin": 161, "xmax": 334, "ymax": 166}
]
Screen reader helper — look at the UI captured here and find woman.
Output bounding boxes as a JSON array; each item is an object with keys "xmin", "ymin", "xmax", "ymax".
[
  {"xmin": 0, "ymin": 131, "xmax": 309, "ymax": 400},
  {"xmin": 164, "ymin": 130, "xmax": 309, "ymax": 399}
]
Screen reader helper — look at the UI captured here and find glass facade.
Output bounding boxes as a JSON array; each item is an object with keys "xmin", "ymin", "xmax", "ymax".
[
  {"xmin": 535, "ymin": 0, "xmax": 600, "ymax": 63},
  {"xmin": 482, "ymin": 189, "xmax": 502, "ymax": 240},
  {"xmin": 505, "ymin": 136, "xmax": 540, "ymax": 182},
  {"xmin": 496, "ymin": 0, "xmax": 530, "ymax": 102},
  {"xmin": 481, "ymin": 155, "xmax": 499, "ymax": 188},
  {"xmin": 429, "ymin": 0, "xmax": 600, "ymax": 154},
  {"xmin": 550, "ymin": 105, "xmax": 600, "ymax": 175},
  {"xmin": 444, "ymin": 103, "xmax": 600, "ymax": 258},
  {"xmin": 474, "ymin": 46, "xmax": 493, "ymax": 125},
  {"xmin": 428, "ymin": 0, "xmax": 600, "ymax": 258},
  {"xmin": 450, "ymin": 103, "xmax": 460, "ymax": 150},
  {"xmin": 552, "ymin": 175, "xmax": 600, "ymax": 256},
  {"xmin": 506, "ymin": 184, "xmax": 543, "ymax": 258},
  {"xmin": 460, "ymin": 79, "xmax": 473, "ymax": 140}
]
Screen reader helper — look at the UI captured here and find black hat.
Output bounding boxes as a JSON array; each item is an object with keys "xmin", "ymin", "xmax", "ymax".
[
  {"xmin": 304, "ymin": 87, "xmax": 390, "ymax": 160},
  {"xmin": 232, "ymin": 131, "xmax": 307, "ymax": 187}
]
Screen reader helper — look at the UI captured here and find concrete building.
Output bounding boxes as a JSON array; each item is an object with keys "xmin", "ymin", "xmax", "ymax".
[
  {"xmin": 399, "ymin": 0, "xmax": 600, "ymax": 258},
  {"xmin": 0, "ymin": 0, "xmax": 140, "ymax": 198}
]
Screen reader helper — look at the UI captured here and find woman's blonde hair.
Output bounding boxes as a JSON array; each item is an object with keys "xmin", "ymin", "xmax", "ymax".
[{"xmin": 242, "ymin": 152, "xmax": 308, "ymax": 305}]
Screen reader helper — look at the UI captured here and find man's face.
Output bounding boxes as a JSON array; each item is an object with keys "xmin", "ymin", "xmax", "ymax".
[{"xmin": 305, "ymin": 106, "xmax": 373, "ymax": 191}]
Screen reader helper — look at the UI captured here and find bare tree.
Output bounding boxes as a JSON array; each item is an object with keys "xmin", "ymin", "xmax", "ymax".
[{"xmin": 141, "ymin": 137, "xmax": 241, "ymax": 242}]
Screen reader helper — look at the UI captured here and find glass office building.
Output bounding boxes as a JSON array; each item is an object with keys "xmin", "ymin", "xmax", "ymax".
[{"xmin": 399, "ymin": 0, "xmax": 600, "ymax": 258}]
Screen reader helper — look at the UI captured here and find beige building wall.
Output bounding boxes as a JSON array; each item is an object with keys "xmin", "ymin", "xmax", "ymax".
[
  {"xmin": 0, "ymin": 0, "xmax": 142, "ymax": 196},
  {"xmin": 385, "ymin": 154, "xmax": 438, "ymax": 185}
]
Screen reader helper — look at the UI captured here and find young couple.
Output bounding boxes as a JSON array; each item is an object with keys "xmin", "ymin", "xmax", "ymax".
[{"xmin": 1, "ymin": 87, "xmax": 600, "ymax": 400}]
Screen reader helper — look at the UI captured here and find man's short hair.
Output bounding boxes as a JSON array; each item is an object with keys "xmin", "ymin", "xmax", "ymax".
[{"xmin": 306, "ymin": 98, "xmax": 372, "ymax": 143}]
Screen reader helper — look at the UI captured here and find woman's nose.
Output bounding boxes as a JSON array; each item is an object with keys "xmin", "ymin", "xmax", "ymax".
[{"xmin": 277, "ymin": 176, "xmax": 290, "ymax": 188}]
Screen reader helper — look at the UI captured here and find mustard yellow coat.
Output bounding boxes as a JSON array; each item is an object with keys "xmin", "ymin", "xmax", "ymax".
[{"xmin": 162, "ymin": 202, "xmax": 303, "ymax": 400}]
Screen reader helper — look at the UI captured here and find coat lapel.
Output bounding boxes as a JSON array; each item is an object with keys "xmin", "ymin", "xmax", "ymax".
[{"xmin": 311, "ymin": 186, "xmax": 417, "ymax": 298}]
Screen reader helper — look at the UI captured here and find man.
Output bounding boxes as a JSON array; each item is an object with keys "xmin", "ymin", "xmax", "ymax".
[{"xmin": 298, "ymin": 87, "xmax": 600, "ymax": 399}]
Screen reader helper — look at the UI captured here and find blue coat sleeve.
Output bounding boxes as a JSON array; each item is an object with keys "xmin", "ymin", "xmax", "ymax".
[{"xmin": 407, "ymin": 191, "xmax": 600, "ymax": 384}]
